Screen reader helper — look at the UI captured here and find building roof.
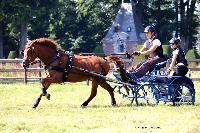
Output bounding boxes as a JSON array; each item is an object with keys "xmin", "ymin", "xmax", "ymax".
[{"xmin": 102, "ymin": 2, "xmax": 145, "ymax": 44}]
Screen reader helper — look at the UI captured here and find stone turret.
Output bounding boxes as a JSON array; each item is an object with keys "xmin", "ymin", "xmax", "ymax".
[{"xmin": 101, "ymin": 0, "xmax": 145, "ymax": 55}]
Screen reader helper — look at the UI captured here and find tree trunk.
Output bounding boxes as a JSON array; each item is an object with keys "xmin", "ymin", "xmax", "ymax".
[
  {"xmin": 0, "ymin": 21, "xmax": 3, "ymax": 58},
  {"xmin": 19, "ymin": 20, "xmax": 28, "ymax": 58},
  {"xmin": 179, "ymin": 0, "xmax": 197, "ymax": 52},
  {"xmin": 180, "ymin": 0, "xmax": 187, "ymax": 51},
  {"xmin": 174, "ymin": 0, "xmax": 179, "ymax": 37},
  {"xmin": 186, "ymin": 0, "xmax": 196, "ymax": 50}
]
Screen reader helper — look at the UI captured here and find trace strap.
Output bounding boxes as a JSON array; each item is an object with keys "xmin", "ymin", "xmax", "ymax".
[{"xmin": 72, "ymin": 66, "xmax": 135, "ymax": 87}]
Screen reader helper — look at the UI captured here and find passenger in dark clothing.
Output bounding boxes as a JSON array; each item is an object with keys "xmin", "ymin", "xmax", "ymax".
[
  {"xmin": 167, "ymin": 38, "xmax": 188, "ymax": 76},
  {"xmin": 167, "ymin": 38, "xmax": 189, "ymax": 102}
]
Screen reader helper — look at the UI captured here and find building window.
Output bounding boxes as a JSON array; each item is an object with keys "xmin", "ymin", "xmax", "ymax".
[{"xmin": 127, "ymin": 27, "xmax": 131, "ymax": 32}]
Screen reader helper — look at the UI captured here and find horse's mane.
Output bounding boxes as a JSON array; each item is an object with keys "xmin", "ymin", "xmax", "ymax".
[{"xmin": 28, "ymin": 38, "xmax": 62, "ymax": 50}]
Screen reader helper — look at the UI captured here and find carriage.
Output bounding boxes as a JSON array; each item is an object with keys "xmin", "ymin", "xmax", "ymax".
[
  {"xmin": 111, "ymin": 59, "xmax": 195, "ymax": 106},
  {"xmin": 21, "ymin": 38, "xmax": 195, "ymax": 108}
]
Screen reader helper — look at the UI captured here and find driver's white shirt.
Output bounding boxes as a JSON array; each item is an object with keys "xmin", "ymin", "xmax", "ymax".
[{"xmin": 143, "ymin": 38, "xmax": 161, "ymax": 58}]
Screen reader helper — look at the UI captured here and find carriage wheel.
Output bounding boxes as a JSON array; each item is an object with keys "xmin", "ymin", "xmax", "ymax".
[
  {"xmin": 169, "ymin": 77, "xmax": 195, "ymax": 105},
  {"xmin": 135, "ymin": 84, "xmax": 158, "ymax": 106},
  {"xmin": 135, "ymin": 85, "xmax": 146, "ymax": 106},
  {"xmin": 113, "ymin": 84, "xmax": 136, "ymax": 105}
]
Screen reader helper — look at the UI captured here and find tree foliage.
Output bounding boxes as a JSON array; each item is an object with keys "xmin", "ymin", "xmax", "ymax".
[{"xmin": 0, "ymin": 0, "xmax": 199, "ymax": 58}]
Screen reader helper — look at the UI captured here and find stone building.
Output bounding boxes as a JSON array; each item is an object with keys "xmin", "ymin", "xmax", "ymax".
[{"xmin": 101, "ymin": 0, "xmax": 145, "ymax": 55}]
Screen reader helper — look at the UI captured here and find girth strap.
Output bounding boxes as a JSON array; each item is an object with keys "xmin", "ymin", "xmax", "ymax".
[{"xmin": 45, "ymin": 66, "xmax": 65, "ymax": 72}]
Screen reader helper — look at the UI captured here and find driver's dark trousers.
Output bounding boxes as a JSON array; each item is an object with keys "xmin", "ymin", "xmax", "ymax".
[{"xmin": 128, "ymin": 56, "xmax": 163, "ymax": 80}]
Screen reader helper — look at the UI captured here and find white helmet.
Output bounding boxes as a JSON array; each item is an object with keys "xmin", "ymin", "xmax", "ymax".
[
  {"xmin": 144, "ymin": 25, "xmax": 155, "ymax": 33},
  {"xmin": 169, "ymin": 37, "xmax": 180, "ymax": 45}
]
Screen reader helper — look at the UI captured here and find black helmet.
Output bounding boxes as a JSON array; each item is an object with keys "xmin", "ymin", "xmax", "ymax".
[
  {"xmin": 144, "ymin": 25, "xmax": 155, "ymax": 33},
  {"xmin": 169, "ymin": 38, "xmax": 180, "ymax": 45}
]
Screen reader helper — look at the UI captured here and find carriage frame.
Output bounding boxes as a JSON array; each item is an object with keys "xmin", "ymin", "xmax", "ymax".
[{"xmin": 111, "ymin": 60, "xmax": 195, "ymax": 106}]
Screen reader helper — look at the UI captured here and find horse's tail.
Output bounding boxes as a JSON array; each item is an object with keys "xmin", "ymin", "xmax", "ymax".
[{"xmin": 106, "ymin": 56, "xmax": 128, "ymax": 83}]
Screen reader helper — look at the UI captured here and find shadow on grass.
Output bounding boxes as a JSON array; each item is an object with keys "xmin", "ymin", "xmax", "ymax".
[{"xmin": 27, "ymin": 100, "xmax": 199, "ymax": 109}]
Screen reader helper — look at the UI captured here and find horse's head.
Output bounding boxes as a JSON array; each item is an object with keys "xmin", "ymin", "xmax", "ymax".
[
  {"xmin": 21, "ymin": 40, "xmax": 38, "ymax": 68},
  {"xmin": 21, "ymin": 38, "xmax": 63, "ymax": 68}
]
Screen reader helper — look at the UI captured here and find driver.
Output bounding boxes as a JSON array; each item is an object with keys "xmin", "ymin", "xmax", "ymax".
[{"xmin": 126, "ymin": 25, "xmax": 165, "ymax": 80}]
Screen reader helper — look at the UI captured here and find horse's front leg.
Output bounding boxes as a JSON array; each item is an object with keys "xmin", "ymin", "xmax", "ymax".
[
  {"xmin": 32, "ymin": 79, "xmax": 51, "ymax": 108},
  {"xmin": 32, "ymin": 93, "xmax": 43, "ymax": 108},
  {"xmin": 32, "ymin": 76, "xmax": 63, "ymax": 108},
  {"xmin": 41, "ymin": 79, "xmax": 52, "ymax": 100}
]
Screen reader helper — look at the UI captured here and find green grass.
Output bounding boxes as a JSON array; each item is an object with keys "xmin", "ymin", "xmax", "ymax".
[{"xmin": 0, "ymin": 82, "xmax": 200, "ymax": 133}]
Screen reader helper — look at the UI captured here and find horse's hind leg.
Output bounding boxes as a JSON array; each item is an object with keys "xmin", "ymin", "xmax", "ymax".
[
  {"xmin": 99, "ymin": 80, "xmax": 116, "ymax": 106},
  {"xmin": 81, "ymin": 79, "xmax": 98, "ymax": 107}
]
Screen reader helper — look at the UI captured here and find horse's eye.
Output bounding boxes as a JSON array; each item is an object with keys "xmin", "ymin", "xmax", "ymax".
[{"xmin": 20, "ymin": 50, "xmax": 24, "ymax": 56}]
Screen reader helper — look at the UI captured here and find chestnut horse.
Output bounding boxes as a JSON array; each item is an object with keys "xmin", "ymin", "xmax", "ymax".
[{"xmin": 22, "ymin": 38, "xmax": 118, "ymax": 108}]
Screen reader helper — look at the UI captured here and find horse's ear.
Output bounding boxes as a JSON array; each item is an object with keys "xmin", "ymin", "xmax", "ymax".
[{"xmin": 20, "ymin": 50, "xmax": 24, "ymax": 56}]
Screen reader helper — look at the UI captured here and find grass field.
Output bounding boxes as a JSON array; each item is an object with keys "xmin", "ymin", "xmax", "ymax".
[{"xmin": 0, "ymin": 82, "xmax": 200, "ymax": 133}]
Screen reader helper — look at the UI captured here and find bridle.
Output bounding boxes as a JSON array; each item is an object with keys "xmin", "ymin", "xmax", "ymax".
[{"xmin": 22, "ymin": 45, "xmax": 38, "ymax": 68}]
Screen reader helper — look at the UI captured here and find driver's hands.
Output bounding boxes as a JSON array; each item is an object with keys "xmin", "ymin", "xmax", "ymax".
[
  {"xmin": 132, "ymin": 51, "xmax": 141, "ymax": 56},
  {"xmin": 167, "ymin": 68, "xmax": 171, "ymax": 75},
  {"xmin": 125, "ymin": 51, "xmax": 133, "ymax": 59},
  {"xmin": 126, "ymin": 51, "xmax": 141, "ymax": 58}
]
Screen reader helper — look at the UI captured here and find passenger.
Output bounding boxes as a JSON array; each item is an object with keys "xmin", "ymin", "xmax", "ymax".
[
  {"xmin": 126, "ymin": 25, "xmax": 165, "ymax": 80},
  {"xmin": 167, "ymin": 38, "xmax": 188, "ymax": 76}
]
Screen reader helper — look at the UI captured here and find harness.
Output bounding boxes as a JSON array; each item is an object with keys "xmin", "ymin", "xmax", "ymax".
[
  {"xmin": 27, "ymin": 51, "xmax": 106, "ymax": 82},
  {"xmin": 45, "ymin": 51, "xmax": 74, "ymax": 82}
]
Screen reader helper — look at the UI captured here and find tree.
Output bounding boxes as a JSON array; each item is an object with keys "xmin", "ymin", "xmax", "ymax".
[
  {"xmin": 74, "ymin": 0, "xmax": 120, "ymax": 53},
  {"xmin": 0, "ymin": 1, "xmax": 20, "ymax": 58},
  {"xmin": 179, "ymin": 0, "xmax": 199, "ymax": 52},
  {"xmin": 0, "ymin": 17, "xmax": 3, "ymax": 58},
  {"xmin": 0, "ymin": 0, "xmax": 12, "ymax": 58},
  {"xmin": 0, "ymin": 0, "xmax": 199, "ymax": 58},
  {"xmin": 136, "ymin": 0, "xmax": 176, "ymax": 43},
  {"xmin": 134, "ymin": 0, "xmax": 199, "ymax": 51}
]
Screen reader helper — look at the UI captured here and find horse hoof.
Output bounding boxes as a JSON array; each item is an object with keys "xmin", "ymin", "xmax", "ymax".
[
  {"xmin": 112, "ymin": 103, "xmax": 117, "ymax": 106},
  {"xmin": 81, "ymin": 101, "xmax": 88, "ymax": 107},
  {"xmin": 112, "ymin": 99, "xmax": 116, "ymax": 106},
  {"xmin": 126, "ymin": 92, "xmax": 130, "ymax": 96},
  {"xmin": 46, "ymin": 93, "xmax": 51, "ymax": 100},
  {"xmin": 32, "ymin": 98, "xmax": 41, "ymax": 109},
  {"xmin": 32, "ymin": 104, "xmax": 37, "ymax": 109}
]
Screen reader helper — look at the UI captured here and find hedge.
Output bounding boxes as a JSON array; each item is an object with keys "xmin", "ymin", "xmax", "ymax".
[{"xmin": 7, "ymin": 51, "xmax": 17, "ymax": 59}]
